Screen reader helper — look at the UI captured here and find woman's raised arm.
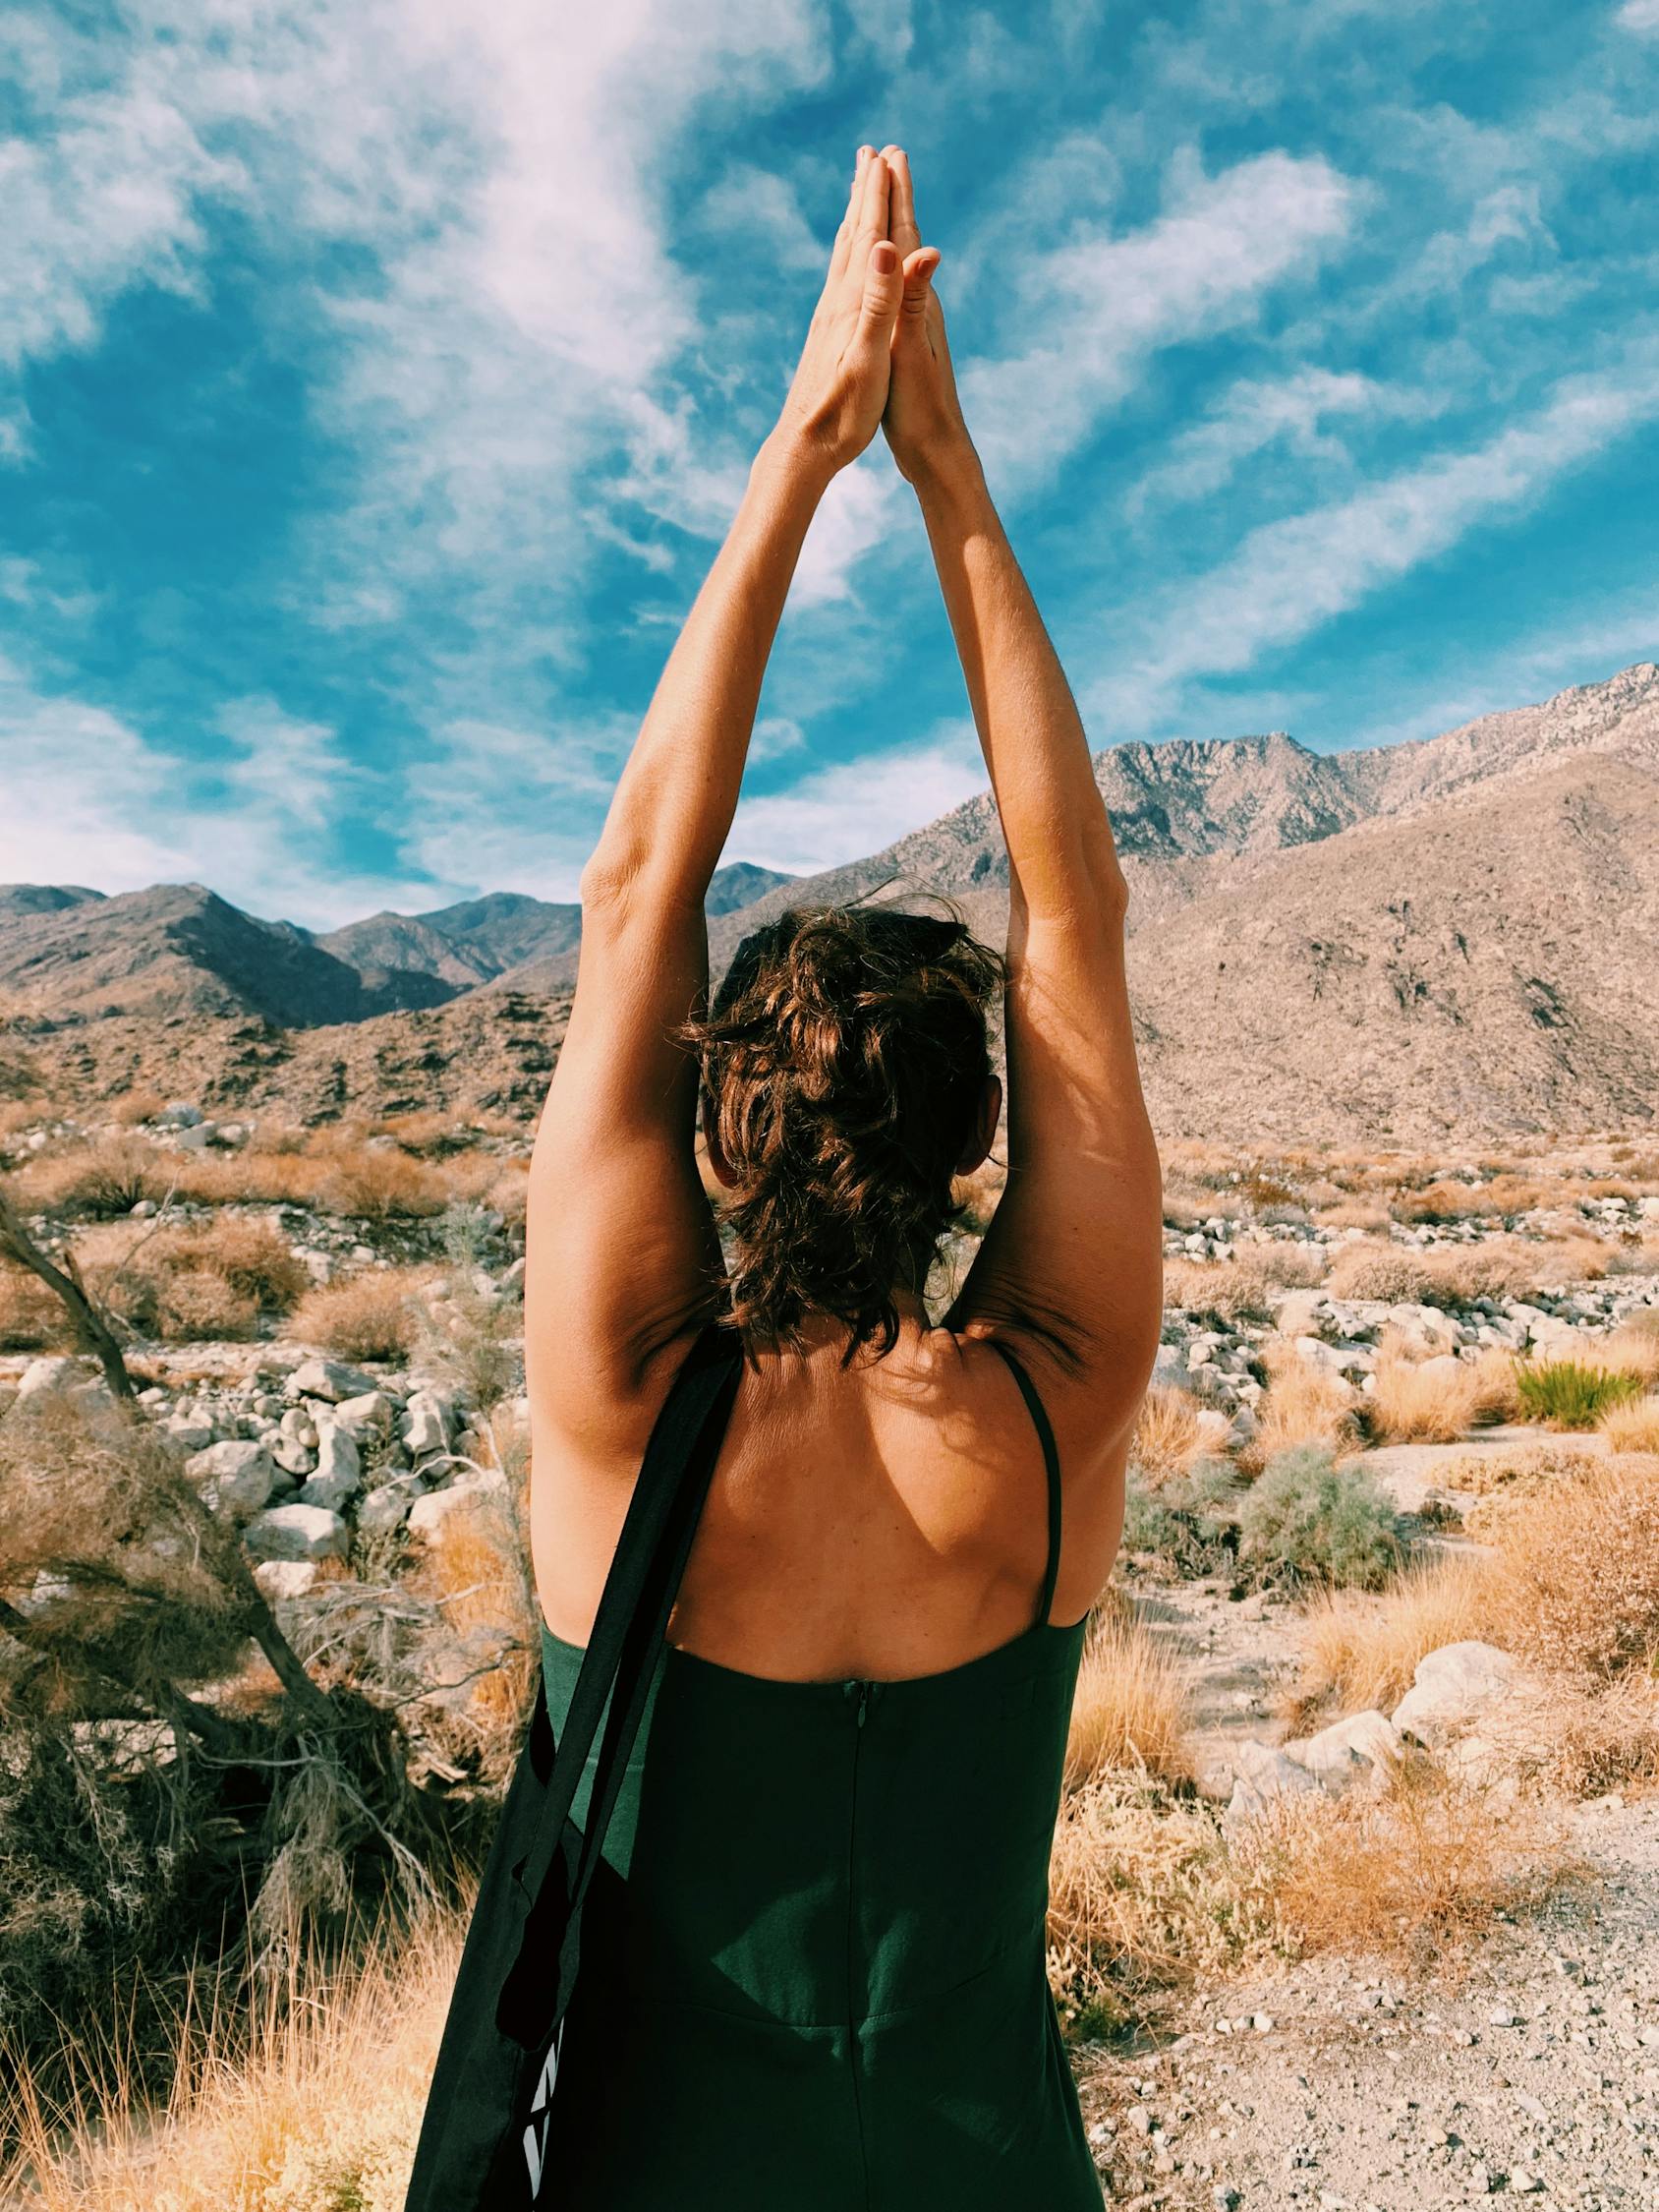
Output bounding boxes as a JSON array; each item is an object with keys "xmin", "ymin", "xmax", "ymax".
[
  {"xmin": 526, "ymin": 149, "xmax": 908, "ymax": 1443},
  {"xmin": 881, "ymin": 147, "xmax": 1163, "ymax": 1485}
]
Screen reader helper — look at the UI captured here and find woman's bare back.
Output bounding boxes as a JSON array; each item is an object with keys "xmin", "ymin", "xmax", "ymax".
[{"xmin": 532, "ymin": 1317, "xmax": 1126, "ymax": 1686}]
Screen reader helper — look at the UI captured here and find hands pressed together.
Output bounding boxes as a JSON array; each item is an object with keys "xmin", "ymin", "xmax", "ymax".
[{"xmin": 773, "ymin": 145, "xmax": 975, "ymax": 491}]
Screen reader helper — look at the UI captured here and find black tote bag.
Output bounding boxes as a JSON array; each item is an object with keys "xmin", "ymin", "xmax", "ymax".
[{"xmin": 403, "ymin": 1316, "xmax": 744, "ymax": 2212}]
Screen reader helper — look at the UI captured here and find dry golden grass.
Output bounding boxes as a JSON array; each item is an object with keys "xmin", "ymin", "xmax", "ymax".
[
  {"xmin": 85, "ymin": 1215, "xmax": 312, "ymax": 1343},
  {"xmin": 1228, "ymin": 1759, "xmax": 1576, "ymax": 1969},
  {"xmin": 1432, "ymin": 1437, "xmax": 1607, "ymax": 1504},
  {"xmin": 1, "ymin": 1906, "xmax": 464, "ymax": 2211},
  {"xmin": 1599, "ymin": 1394, "xmax": 1659, "ymax": 1454},
  {"xmin": 402, "ymin": 1458, "xmax": 538, "ymax": 1751},
  {"xmin": 1062, "ymin": 1607, "xmax": 1194, "ymax": 1792},
  {"xmin": 286, "ymin": 1266, "xmax": 442, "ymax": 1364},
  {"xmin": 1288, "ymin": 1553, "xmax": 1489, "ymax": 1724},
  {"xmin": 1365, "ymin": 1333, "xmax": 1516, "ymax": 1443},
  {"xmin": 1480, "ymin": 1451, "xmax": 1659, "ymax": 1683},
  {"xmin": 1317, "ymin": 1198, "xmax": 1393, "ymax": 1232},
  {"xmin": 1128, "ymin": 1386, "xmax": 1209, "ymax": 1484},
  {"xmin": 1237, "ymin": 1340, "xmax": 1360, "ymax": 1474},
  {"xmin": 1163, "ymin": 1246, "xmax": 1326, "ymax": 1323},
  {"xmin": 0, "ymin": 1259, "xmax": 65, "ymax": 1351},
  {"xmin": 312, "ymin": 1143, "xmax": 451, "ymax": 1223},
  {"xmin": 1046, "ymin": 1778, "xmax": 1275, "ymax": 2033},
  {"xmin": 10, "ymin": 1135, "xmax": 172, "ymax": 1216}
]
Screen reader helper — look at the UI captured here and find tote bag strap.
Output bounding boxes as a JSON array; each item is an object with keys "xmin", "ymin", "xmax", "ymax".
[{"xmin": 507, "ymin": 1315, "xmax": 744, "ymax": 1919}]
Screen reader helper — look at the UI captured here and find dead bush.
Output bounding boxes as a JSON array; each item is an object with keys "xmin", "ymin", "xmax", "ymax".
[
  {"xmin": 1237, "ymin": 1342, "xmax": 1360, "ymax": 1473},
  {"xmin": 1479, "ymin": 1451, "xmax": 1659, "ymax": 1682},
  {"xmin": 1129, "ymin": 1387, "xmax": 1209, "ymax": 1484},
  {"xmin": 287, "ymin": 1267, "xmax": 440, "ymax": 1364},
  {"xmin": 0, "ymin": 1260, "xmax": 64, "ymax": 1351},
  {"xmin": 1062, "ymin": 1606, "xmax": 1193, "ymax": 1792}
]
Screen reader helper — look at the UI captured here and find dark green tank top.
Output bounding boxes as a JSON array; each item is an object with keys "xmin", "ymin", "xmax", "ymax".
[{"xmin": 537, "ymin": 1338, "xmax": 1102, "ymax": 2209}]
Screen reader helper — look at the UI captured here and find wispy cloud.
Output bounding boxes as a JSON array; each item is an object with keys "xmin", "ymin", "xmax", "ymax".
[
  {"xmin": 1110, "ymin": 348, "xmax": 1659, "ymax": 725},
  {"xmin": 726, "ymin": 725, "xmax": 988, "ymax": 875},
  {"xmin": 959, "ymin": 149, "xmax": 1358, "ymax": 498}
]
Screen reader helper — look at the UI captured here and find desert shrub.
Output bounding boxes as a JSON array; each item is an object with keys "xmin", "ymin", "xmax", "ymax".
[
  {"xmin": 13, "ymin": 1135, "xmax": 170, "ymax": 1217},
  {"xmin": 1238, "ymin": 1340, "xmax": 1360, "ymax": 1472},
  {"xmin": 1481, "ymin": 1451, "xmax": 1659, "ymax": 1682},
  {"xmin": 1600, "ymin": 1394, "xmax": 1659, "ymax": 1454},
  {"xmin": 288, "ymin": 1267, "xmax": 439, "ymax": 1364},
  {"xmin": 0, "ymin": 1259, "xmax": 63, "ymax": 1350},
  {"xmin": 1514, "ymin": 1359, "xmax": 1642, "ymax": 1428},
  {"xmin": 1120, "ymin": 1457, "xmax": 1241, "ymax": 1578},
  {"xmin": 94, "ymin": 1216, "xmax": 309, "ymax": 1343},
  {"xmin": 1229, "ymin": 1759, "xmax": 1573, "ymax": 1969},
  {"xmin": 1046, "ymin": 1776, "xmax": 1274, "ymax": 2043},
  {"xmin": 1235, "ymin": 1446, "xmax": 1402, "ymax": 1592},
  {"xmin": 2, "ymin": 1902, "xmax": 466, "ymax": 2212},
  {"xmin": 1163, "ymin": 1246, "xmax": 1324, "ymax": 1327},
  {"xmin": 404, "ymin": 1205, "xmax": 524, "ymax": 1413},
  {"xmin": 154, "ymin": 1268, "xmax": 262, "ymax": 1342},
  {"xmin": 1326, "ymin": 1241, "xmax": 1536, "ymax": 1310},
  {"xmin": 314, "ymin": 1139, "xmax": 450, "ymax": 1222},
  {"xmin": 1366, "ymin": 1333, "xmax": 1514, "ymax": 1443},
  {"xmin": 1129, "ymin": 1386, "xmax": 1209, "ymax": 1484},
  {"xmin": 1392, "ymin": 1180, "xmax": 1503, "ymax": 1224},
  {"xmin": 1288, "ymin": 1554, "xmax": 1488, "ymax": 1724},
  {"xmin": 1062, "ymin": 1605, "xmax": 1193, "ymax": 1791}
]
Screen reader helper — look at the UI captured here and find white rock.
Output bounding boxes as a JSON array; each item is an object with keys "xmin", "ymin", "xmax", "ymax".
[
  {"xmin": 186, "ymin": 1437, "xmax": 276, "ymax": 1514},
  {"xmin": 1283, "ymin": 1709, "xmax": 1403, "ymax": 1794},
  {"xmin": 244, "ymin": 1503, "xmax": 349, "ymax": 1561},
  {"xmin": 1383, "ymin": 1302, "xmax": 1459, "ymax": 1355},
  {"xmin": 272, "ymin": 1434, "xmax": 315, "ymax": 1477},
  {"xmin": 310, "ymin": 1419, "xmax": 361, "ymax": 1489},
  {"xmin": 1222, "ymin": 1740, "xmax": 1323, "ymax": 1836},
  {"xmin": 331, "ymin": 1390, "xmax": 395, "ymax": 1434},
  {"xmin": 407, "ymin": 1470, "xmax": 509, "ymax": 1543},
  {"xmin": 254, "ymin": 1559, "xmax": 318, "ymax": 1601},
  {"xmin": 14, "ymin": 1355, "xmax": 112, "ymax": 1417},
  {"xmin": 402, "ymin": 1399, "xmax": 450, "ymax": 1457},
  {"xmin": 287, "ymin": 1357, "xmax": 380, "ymax": 1404},
  {"xmin": 1392, "ymin": 1641, "xmax": 1524, "ymax": 1750},
  {"xmin": 160, "ymin": 1408, "xmax": 216, "ymax": 1451},
  {"xmin": 171, "ymin": 1121, "xmax": 217, "ymax": 1151},
  {"xmin": 359, "ymin": 1477, "xmax": 422, "ymax": 1534}
]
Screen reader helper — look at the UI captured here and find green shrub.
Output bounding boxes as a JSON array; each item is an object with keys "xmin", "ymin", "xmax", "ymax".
[
  {"xmin": 1120, "ymin": 1456, "xmax": 1241, "ymax": 1577},
  {"xmin": 1513, "ymin": 1360, "xmax": 1643, "ymax": 1429},
  {"xmin": 1236, "ymin": 1445, "xmax": 1402, "ymax": 1591}
]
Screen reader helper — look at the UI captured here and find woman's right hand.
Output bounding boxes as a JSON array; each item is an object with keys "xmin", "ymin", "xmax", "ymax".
[{"xmin": 878, "ymin": 146, "xmax": 978, "ymax": 488}]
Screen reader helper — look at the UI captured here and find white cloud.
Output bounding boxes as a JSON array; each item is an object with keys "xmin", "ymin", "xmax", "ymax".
[
  {"xmin": 1617, "ymin": 0, "xmax": 1659, "ymax": 30},
  {"xmin": 1126, "ymin": 369, "xmax": 1426, "ymax": 514},
  {"xmin": 1112, "ymin": 349, "xmax": 1659, "ymax": 721},
  {"xmin": 698, "ymin": 161, "xmax": 827, "ymax": 274},
  {"xmin": 0, "ymin": 656, "xmax": 408, "ymax": 925},
  {"xmin": 958, "ymin": 149, "xmax": 1357, "ymax": 498},
  {"xmin": 725, "ymin": 725, "xmax": 987, "ymax": 875}
]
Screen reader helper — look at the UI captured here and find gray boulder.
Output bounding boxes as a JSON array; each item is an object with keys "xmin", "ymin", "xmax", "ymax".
[
  {"xmin": 1391, "ymin": 1641, "xmax": 1525, "ymax": 1750},
  {"xmin": 254, "ymin": 1559, "xmax": 318, "ymax": 1601},
  {"xmin": 1283, "ymin": 1708, "xmax": 1402, "ymax": 1794},
  {"xmin": 287, "ymin": 1357, "xmax": 380, "ymax": 1404},
  {"xmin": 244, "ymin": 1503, "xmax": 349, "ymax": 1562},
  {"xmin": 1221, "ymin": 1739, "xmax": 1324, "ymax": 1838},
  {"xmin": 187, "ymin": 1437, "xmax": 276, "ymax": 1515},
  {"xmin": 407, "ymin": 1469, "xmax": 509, "ymax": 1543}
]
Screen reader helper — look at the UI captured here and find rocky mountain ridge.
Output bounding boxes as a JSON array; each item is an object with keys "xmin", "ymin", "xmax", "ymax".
[{"xmin": 2, "ymin": 663, "xmax": 1655, "ymax": 1140}]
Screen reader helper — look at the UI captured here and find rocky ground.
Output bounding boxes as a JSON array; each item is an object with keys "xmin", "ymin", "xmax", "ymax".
[{"xmin": 1074, "ymin": 1788, "xmax": 1659, "ymax": 2211}]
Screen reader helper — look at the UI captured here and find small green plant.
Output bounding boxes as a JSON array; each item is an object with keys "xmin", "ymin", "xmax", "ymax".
[
  {"xmin": 1236, "ymin": 1445, "xmax": 1402, "ymax": 1592},
  {"xmin": 1120, "ymin": 1456, "xmax": 1241, "ymax": 1577},
  {"xmin": 1513, "ymin": 1360, "xmax": 1643, "ymax": 1429}
]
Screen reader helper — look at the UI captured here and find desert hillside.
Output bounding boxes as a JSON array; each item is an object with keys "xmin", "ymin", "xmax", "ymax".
[{"xmin": 1, "ymin": 664, "xmax": 1655, "ymax": 1142}]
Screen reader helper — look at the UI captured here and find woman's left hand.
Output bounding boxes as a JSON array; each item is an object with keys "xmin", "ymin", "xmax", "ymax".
[{"xmin": 772, "ymin": 147, "xmax": 905, "ymax": 477}]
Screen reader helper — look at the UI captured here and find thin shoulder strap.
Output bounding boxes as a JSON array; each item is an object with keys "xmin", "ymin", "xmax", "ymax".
[{"xmin": 985, "ymin": 1337, "xmax": 1063, "ymax": 1629}]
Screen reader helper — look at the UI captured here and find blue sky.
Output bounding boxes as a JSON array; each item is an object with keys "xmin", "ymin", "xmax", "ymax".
[{"xmin": 3, "ymin": 0, "xmax": 1657, "ymax": 931}]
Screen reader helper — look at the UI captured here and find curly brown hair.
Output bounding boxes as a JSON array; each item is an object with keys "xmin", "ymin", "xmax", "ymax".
[{"xmin": 675, "ymin": 902, "xmax": 1006, "ymax": 1367}]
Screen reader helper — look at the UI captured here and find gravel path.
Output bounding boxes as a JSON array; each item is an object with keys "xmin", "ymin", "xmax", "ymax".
[{"xmin": 1072, "ymin": 1791, "xmax": 1659, "ymax": 2211}]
